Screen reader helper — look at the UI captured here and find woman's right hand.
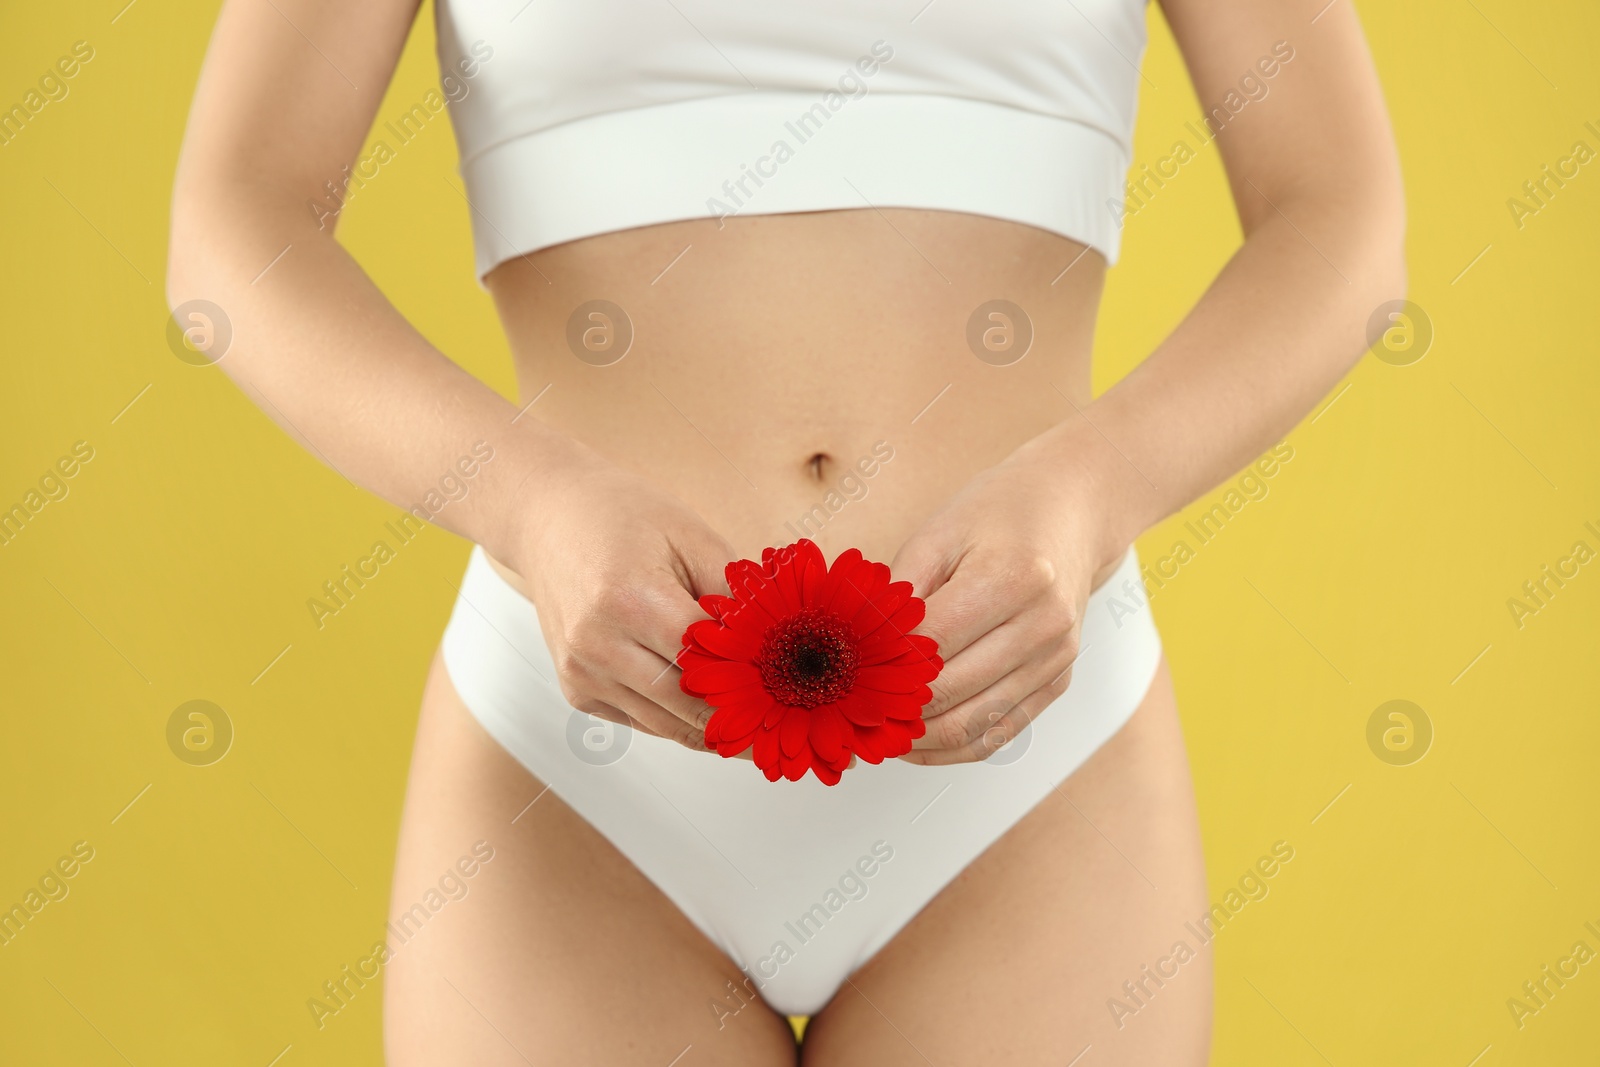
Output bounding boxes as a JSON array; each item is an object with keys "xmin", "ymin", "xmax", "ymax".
[{"xmin": 495, "ymin": 444, "xmax": 738, "ymax": 752}]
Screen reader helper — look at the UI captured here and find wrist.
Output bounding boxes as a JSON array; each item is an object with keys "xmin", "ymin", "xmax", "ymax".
[
  {"xmin": 1011, "ymin": 416, "xmax": 1161, "ymax": 575},
  {"xmin": 478, "ymin": 421, "xmax": 599, "ymax": 578}
]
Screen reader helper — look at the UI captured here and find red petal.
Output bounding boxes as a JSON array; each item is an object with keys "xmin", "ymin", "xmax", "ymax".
[
  {"xmin": 833, "ymin": 690, "xmax": 886, "ymax": 727},
  {"xmin": 859, "ymin": 595, "xmax": 924, "ymax": 642},
  {"xmin": 680, "ymin": 660, "xmax": 762, "ymax": 695},
  {"xmin": 725, "ymin": 561, "xmax": 786, "ymax": 626},
  {"xmin": 768, "ymin": 559, "xmax": 799, "ymax": 614},
  {"xmin": 854, "ymin": 583, "xmax": 913, "ymax": 637},
  {"xmin": 852, "ymin": 725, "xmax": 890, "ymax": 763},
  {"xmin": 855, "ymin": 640, "xmax": 913, "ymax": 667},
  {"xmin": 676, "ymin": 648, "xmax": 725, "ymax": 694},
  {"xmin": 857, "ymin": 645, "xmax": 941, "ymax": 679},
  {"xmin": 809, "ymin": 705, "xmax": 848, "ymax": 762},
  {"xmin": 748, "ymin": 585, "xmax": 792, "ymax": 628},
  {"xmin": 686, "ymin": 618, "xmax": 761, "ymax": 660},
  {"xmin": 780, "ymin": 706, "xmax": 809, "ymax": 758},
  {"xmin": 795, "ymin": 540, "xmax": 827, "ymax": 603},
  {"xmin": 753, "ymin": 726, "xmax": 781, "ymax": 771},
  {"xmin": 820, "ymin": 548, "xmax": 865, "ymax": 609},
  {"xmin": 697, "ymin": 593, "xmax": 737, "ymax": 620},
  {"xmin": 712, "ymin": 733, "xmax": 756, "ymax": 757},
  {"xmin": 765, "ymin": 538, "xmax": 823, "ymax": 613},
  {"xmin": 858, "ymin": 629, "xmax": 940, "ymax": 662},
  {"xmin": 854, "ymin": 665, "xmax": 929, "ymax": 694},
  {"xmin": 826, "ymin": 555, "xmax": 882, "ymax": 625},
  {"xmin": 864, "ymin": 561, "xmax": 892, "ymax": 597},
  {"xmin": 812, "ymin": 761, "xmax": 842, "ymax": 786},
  {"xmin": 706, "ymin": 699, "xmax": 767, "ymax": 743},
  {"xmin": 874, "ymin": 688, "xmax": 934, "ymax": 717},
  {"xmin": 780, "ymin": 750, "xmax": 811, "ymax": 781},
  {"xmin": 854, "ymin": 718, "xmax": 921, "ymax": 761}
]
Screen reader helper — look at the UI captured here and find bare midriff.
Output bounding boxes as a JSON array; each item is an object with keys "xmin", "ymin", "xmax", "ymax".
[{"xmin": 486, "ymin": 207, "xmax": 1106, "ymax": 569}]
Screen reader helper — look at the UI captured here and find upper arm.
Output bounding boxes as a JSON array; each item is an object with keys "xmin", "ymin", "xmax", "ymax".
[
  {"xmin": 173, "ymin": 0, "xmax": 422, "ymax": 214},
  {"xmin": 1155, "ymin": 0, "xmax": 1404, "ymax": 236}
]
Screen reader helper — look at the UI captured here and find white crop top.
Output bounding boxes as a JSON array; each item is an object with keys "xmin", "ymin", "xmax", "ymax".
[{"xmin": 434, "ymin": 0, "xmax": 1147, "ymax": 278}]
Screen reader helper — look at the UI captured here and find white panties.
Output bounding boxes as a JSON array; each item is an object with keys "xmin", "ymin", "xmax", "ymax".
[{"xmin": 440, "ymin": 545, "xmax": 1162, "ymax": 1016}]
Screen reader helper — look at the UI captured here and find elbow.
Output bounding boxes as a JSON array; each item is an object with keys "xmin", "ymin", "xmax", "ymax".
[
  {"xmin": 163, "ymin": 249, "xmax": 192, "ymax": 319},
  {"xmin": 1359, "ymin": 148, "xmax": 1409, "ymax": 306},
  {"xmin": 1371, "ymin": 192, "xmax": 1408, "ymax": 308},
  {"xmin": 165, "ymin": 174, "xmax": 239, "ymax": 317},
  {"xmin": 165, "ymin": 176, "xmax": 253, "ymax": 363},
  {"xmin": 163, "ymin": 202, "xmax": 232, "ymax": 366},
  {"xmin": 1362, "ymin": 233, "xmax": 1408, "ymax": 331},
  {"xmin": 165, "ymin": 170, "xmax": 306, "ymax": 314},
  {"xmin": 1312, "ymin": 172, "xmax": 1408, "ymax": 321},
  {"xmin": 1350, "ymin": 180, "xmax": 1410, "ymax": 369},
  {"xmin": 165, "ymin": 185, "xmax": 211, "ymax": 316}
]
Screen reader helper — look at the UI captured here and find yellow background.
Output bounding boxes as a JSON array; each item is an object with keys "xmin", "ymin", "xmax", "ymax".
[{"xmin": 2, "ymin": 1, "xmax": 1596, "ymax": 1063}]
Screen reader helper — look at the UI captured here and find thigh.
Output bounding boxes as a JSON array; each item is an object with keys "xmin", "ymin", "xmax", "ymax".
[
  {"xmin": 800, "ymin": 658, "xmax": 1211, "ymax": 1067},
  {"xmin": 382, "ymin": 649, "xmax": 798, "ymax": 1066}
]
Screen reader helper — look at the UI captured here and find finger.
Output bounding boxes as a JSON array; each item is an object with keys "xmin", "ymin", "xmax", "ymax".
[
  {"xmin": 913, "ymin": 662, "xmax": 1035, "ymax": 752},
  {"xmin": 612, "ymin": 577, "xmax": 710, "ymax": 668},
  {"xmin": 888, "ymin": 528, "xmax": 959, "ymax": 601},
  {"xmin": 677, "ymin": 531, "xmax": 736, "ymax": 600},
  {"xmin": 914, "ymin": 649, "xmax": 1075, "ymax": 753},
  {"xmin": 579, "ymin": 695, "xmax": 757, "ymax": 761},
  {"xmin": 915, "ymin": 565, "xmax": 1020, "ymax": 662},
  {"xmin": 604, "ymin": 693, "xmax": 752, "ymax": 761},
  {"xmin": 901, "ymin": 675, "xmax": 1064, "ymax": 766},
  {"xmin": 619, "ymin": 642, "xmax": 771, "ymax": 760},
  {"xmin": 601, "ymin": 588, "xmax": 719, "ymax": 730},
  {"xmin": 615, "ymin": 641, "xmax": 711, "ymax": 724},
  {"xmin": 628, "ymin": 651, "xmax": 772, "ymax": 763},
  {"xmin": 583, "ymin": 700, "xmax": 662, "ymax": 738},
  {"xmin": 600, "ymin": 683, "xmax": 711, "ymax": 751},
  {"xmin": 917, "ymin": 617, "xmax": 1039, "ymax": 723}
]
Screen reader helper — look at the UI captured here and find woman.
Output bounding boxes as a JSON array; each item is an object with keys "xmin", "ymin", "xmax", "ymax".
[{"xmin": 169, "ymin": 0, "xmax": 1402, "ymax": 1062}]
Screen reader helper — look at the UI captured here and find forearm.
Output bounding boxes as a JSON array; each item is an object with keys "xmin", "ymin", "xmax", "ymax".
[
  {"xmin": 1039, "ymin": 198, "xmax": 1405, "ymax": 564},
  {"xmin": 166, "ymin": 188, "xmax": 579, "ymax": 569}
]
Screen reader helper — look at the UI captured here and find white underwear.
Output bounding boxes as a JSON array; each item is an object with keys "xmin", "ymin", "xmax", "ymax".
[{"xmin": 439, "ymin": 544, "xmax": 1162, "ymax": 1016}]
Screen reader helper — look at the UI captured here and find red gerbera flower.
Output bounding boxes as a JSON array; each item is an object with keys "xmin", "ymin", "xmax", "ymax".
[{"xmin": 678, "ymin": 539, "xmax": 942, "ymax": 785}]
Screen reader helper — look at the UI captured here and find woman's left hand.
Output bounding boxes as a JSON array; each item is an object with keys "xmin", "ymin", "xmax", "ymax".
[{"xmin": 889, "ymin": 436, "xmax": 1129, "ymax": 765}]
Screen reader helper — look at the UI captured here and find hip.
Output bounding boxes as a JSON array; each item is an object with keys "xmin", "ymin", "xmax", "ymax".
[{"xmin": 437, "ymin": 537, "xmax": 1164, "ymax": 1010}]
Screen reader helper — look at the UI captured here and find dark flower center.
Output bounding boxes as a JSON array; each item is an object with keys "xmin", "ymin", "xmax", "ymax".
[{"xmin": 758, "ymin": 609, "xmax": 859, "ymax": 708}]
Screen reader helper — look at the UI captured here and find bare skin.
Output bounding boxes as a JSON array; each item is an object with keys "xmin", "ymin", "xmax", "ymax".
[
  {"xmin": 386, "ymin": 651, "xmax": 1206, "ymax": 1066},
  {"xmin": 169, "ymin": 0, "xmax": 1403, "ymax": 1061}
]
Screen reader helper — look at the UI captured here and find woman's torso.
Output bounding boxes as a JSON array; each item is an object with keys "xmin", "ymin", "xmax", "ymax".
[
  {"xmin": 486, "ymin": 209, "xmax": 1106, "ymax": 567},
  {"xmin": 438, "ymin": 0, "xmax": 1149, "ymax": 567}
]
